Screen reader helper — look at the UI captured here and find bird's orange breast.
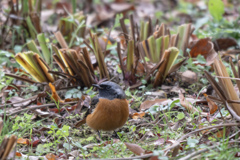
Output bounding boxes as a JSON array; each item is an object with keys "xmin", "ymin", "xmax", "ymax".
[{"xmin": 86, "ymin": 98, "xmax": 129, "ymax": 131}]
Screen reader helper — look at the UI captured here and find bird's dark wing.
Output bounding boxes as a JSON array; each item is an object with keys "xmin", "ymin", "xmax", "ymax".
[
  {"xmin": 91, "ymin": 95, "xmax": 99, "ymax": 106},
  {"xmin": 83, "ymin": 95, "xmax": 99, "ymax": 119}
]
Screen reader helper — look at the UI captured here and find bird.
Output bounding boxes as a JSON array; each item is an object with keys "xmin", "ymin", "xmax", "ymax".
[{"xmin": 75, "ymin": 81, "xmax": 129, "ymax": 138}]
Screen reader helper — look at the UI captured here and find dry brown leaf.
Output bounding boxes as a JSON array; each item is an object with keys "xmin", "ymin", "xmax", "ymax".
[
  {"xmin": 214, "ymin": 38, "xmax": 239, "ymax": 51},
  {"xmin": 153, "ymin": 138, "xmax": 165, "ymax": 146},
  {"xmin": 64, "ymin": 98, "xmax": 80, "ymax": 102},
  {"xmin": 149, "ymin": 156, "xmax": 161, "ymax": 160},
  {"xmin": 190, "ymin": 38, "xmax": 217, "ymax": 65},
  {"xmin": 16, "ymin": 152, "xmax": 22, "ymax": 157},
  {"xmin": 131, "ymin": 112, "xmax": 145, "ymax": 119},
  {"xmin": 109, "ymin": 3, "xmax": 135, "ymax": 13},
  {"xmin": 214, "ymin": 129, "xmax": 225, "ymax": 138},
  {"xmin": 45, "ymin": 153, "xmax": 57, "ymax": 160},
  {"xmin": 124, "ymin": 142, "xmax": 145, "ymax": 155},
  {"xmin": 75, "ymin": 119, "xmax": 87, "ymax": 127},
  {"xmin": 204, "ymin": 93, "xmax": 218, "ymax": 114},
  {"xmin": 179, "ymin": 92, "xmax": 199, "ymax": 113},
  {"xmin": 49, "ymin": 83, "xmax": 64, "ymax": 103},
  {"xmin": 17, "ymin": 138, "xmax": 29, "ymax": 145},
  {"xmin": 140, "ymin": 99, "xmax": 168, "ymax": 111},
  {"xmin": 8, "ymin": 96, "xmax": 35, "ymax": 107}
]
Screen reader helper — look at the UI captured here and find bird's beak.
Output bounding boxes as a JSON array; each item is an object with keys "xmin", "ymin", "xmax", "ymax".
[{"xmin": 92, "ymin": 84, "xmax": 103, "ymax": 89}]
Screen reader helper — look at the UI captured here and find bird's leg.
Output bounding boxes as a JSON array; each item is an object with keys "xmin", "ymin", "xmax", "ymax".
[
  {"xmin": 112, "ymin": 131, "xmax": 121, "ymax": 139},
  {"xmin": 97, "ymin": 130, "xmax": 102, "ymax": 139},
  {"xmin": 96, "ymin": 130, "xmax": 102, "ymax": 142}
]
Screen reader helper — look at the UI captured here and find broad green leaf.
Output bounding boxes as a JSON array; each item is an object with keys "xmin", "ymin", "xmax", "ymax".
[
  {"xmin": 177, "ymin": 112, "xmax": 185, "ymax": 120},
  {"xmin": 208, "ymin": 0, "xmax": 224, "ymax": 22}
]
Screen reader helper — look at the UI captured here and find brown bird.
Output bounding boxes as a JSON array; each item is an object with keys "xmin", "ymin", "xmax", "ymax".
[{"xmin": 76, "ymin": 81, "xmax": 129, "ymax": 138}]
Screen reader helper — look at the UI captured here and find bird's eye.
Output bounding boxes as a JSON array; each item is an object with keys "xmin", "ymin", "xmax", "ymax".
[{"xmin": 106, "ymin": 86, "xmax": 111, "ymax": 90}]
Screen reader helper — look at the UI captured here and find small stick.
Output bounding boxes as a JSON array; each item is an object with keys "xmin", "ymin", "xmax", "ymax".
[{"xmin": 7, "ymin": 101, "xmax": 77, "ymax": 116}]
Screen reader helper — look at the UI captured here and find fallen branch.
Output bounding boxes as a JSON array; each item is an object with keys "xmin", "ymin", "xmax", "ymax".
[{"xmin": 5, "ymin": 73, "xmax": 38, "ymax": 84}]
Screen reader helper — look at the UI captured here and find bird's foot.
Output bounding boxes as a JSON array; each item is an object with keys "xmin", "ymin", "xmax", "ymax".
[{"xmin": 112, "ymin": 131, "xmax": 121, "ymax": 139}]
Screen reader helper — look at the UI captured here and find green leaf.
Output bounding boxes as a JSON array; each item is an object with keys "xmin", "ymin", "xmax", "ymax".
[
  {"xmin": 177, "ymin": 112, "xmax": 185, "ymax": 120},
  {"xmin": 63, "ymin": 143, "xmax": 73, "ymax": 150},
  {"xmin": 144, "ymin": 57, "xmax": 150, "ymax": 62},
  {"xmin": 208, "ymin": 0, "xmax": 224, "ymax": 22},
  {"xmin": 0, "ymin": 50, "xmax": 14, "ymax": 57},
  {"xmin": 147, "ymin": 105, "xmax": 169, "ymax": 114},
  {"xmin": 86, "ymin": 136, "xmax": 94, "ymax": 141},
  {"xmin": 196, "ymin": 55, "xmax": 206, "ymax": 64},
  {"xmin": 187, "ymin": 138, "xmax": 199, "ymax": 148},
  {"xmin": 117, "ymin": 65, "xmax": 122, "ymax": 74},
  {"xmin": 125, "ymin": 88, "xmax": 132, "ymax": 97}
]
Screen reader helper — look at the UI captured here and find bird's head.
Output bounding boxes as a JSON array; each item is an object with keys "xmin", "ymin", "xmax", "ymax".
[{"xmin": 92, "ymin": 81, "xmax": 126, "ymax": 100}]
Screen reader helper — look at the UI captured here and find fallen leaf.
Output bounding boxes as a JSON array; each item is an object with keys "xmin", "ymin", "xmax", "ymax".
[
  {"xmin": 214, "ymin": 38, "xmax": 239, "ymax": 51},
  {"xmin": 17, "ymin": 137, "xmax": 39, "ymax": 147},
  {"xmin": 75, "ymin": 119, "xmax": 86, "ymax": 127},
  {"xmin": 214, "ymin": 129, "xmax": 225, "ymax": 138},
  {"xmin": 235, "ymin": 152, "xmax": 240, "ymax": 157},
  {"xmin": 140, "ymin": 99, "xmax": 168, "ymax": 111},
  {"xmin": 17, "ymin": 138, "xmax": 29, "ymax": 145},
  {"xmin": 190, "ymin": 38, "xmax": 217, "ymax": 65},
  {"xmin": 125, "ymin": 142, "xmax": 145, "ymax": 155},
  {"xmin": 64, "ymin": 98, "xmax": 80, "ymax": 102},
  {"xmin": 203, "ymin": 93, "xmax": 218, "ymax": 114},
  {"xmin": 69, "ymin": 150, "xmax": 79, "ymax": 157},
  {"xmin": 46, "ymin": 153, "xmax": 57, "ymax": 160},
  {"xmin": 31, "ymin": 137, "xmax": 40, "ymax": 147},
  {"xmin": 109, "ymin": 3, "xmax": 135, "ymax": 13},
  {"xmin": 49, "ymin": 108, "xmax": 60, "ymax": 113},
  {"xmin": 8, "ymin": 96, "xmax": 35, "ymax": 107},
  {"xmin": 149, "ymin": 156, "xmax": 160, "ymax": 160},
  {"xmin": 179, "ymin": 92, "xmax": 199, "ymax": 113},
  {"xmin": 33, "ymin": 109, "xmax": 50, "ymax": 117},
  {"xmin": 131, "ymin": 112, "xmax": 145, "ymax": 119},
  {"xmin": 16, "ymin": 152, "xmax": 22, "ymax": 157},
  {"xmin": 153, "ymin": 138, "xmax": 165, "ymax": 146}
]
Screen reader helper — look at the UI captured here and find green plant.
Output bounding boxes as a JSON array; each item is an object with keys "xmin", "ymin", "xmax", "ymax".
[
  {"xmin": 90, "ymin": 142, "xmax": 128, "ymax": 158},
  {"xmin": 208, "ymin": 0, "xmax": 224, "ymax": 22},
  {"xmin": 65, "ymin": 88, "xmax": 82, "ymax": 99},
  {"xmin": 12, "ymin": 113, "xmax": 42, "ymax": 137}
]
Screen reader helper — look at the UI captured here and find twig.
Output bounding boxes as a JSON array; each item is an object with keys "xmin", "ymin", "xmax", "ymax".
[
  {"xmin": 214, "ymin": 75, "xmax": 240, "ymax": 81},
  {"xmin": 179, "ymin": 141, "xmax": 240, "ymax": 160},
  {"xmin": 7, "ymin": 101, "xmax": 77, "ymax": 116},
  {"xmin": 137, "ymin": 131, "xmax": 150, "ymax": 142},
  {"xmin": 179, "ymin": 144, "xmax": 218, "ymax": 160},
  {"xmin": 225, "ymin": 102, "xmax": 240, "ymax": 121},
  {"xmin": 0, "ymin": 95, "xmax": 38, "ymax": 108},
  {"xmin": 166, "ymin": 123, "xmax": 240, "ymax": 157},
  {"xmin": 5, "ymin": 73, "xmax": 38, "ymax": 84}
]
